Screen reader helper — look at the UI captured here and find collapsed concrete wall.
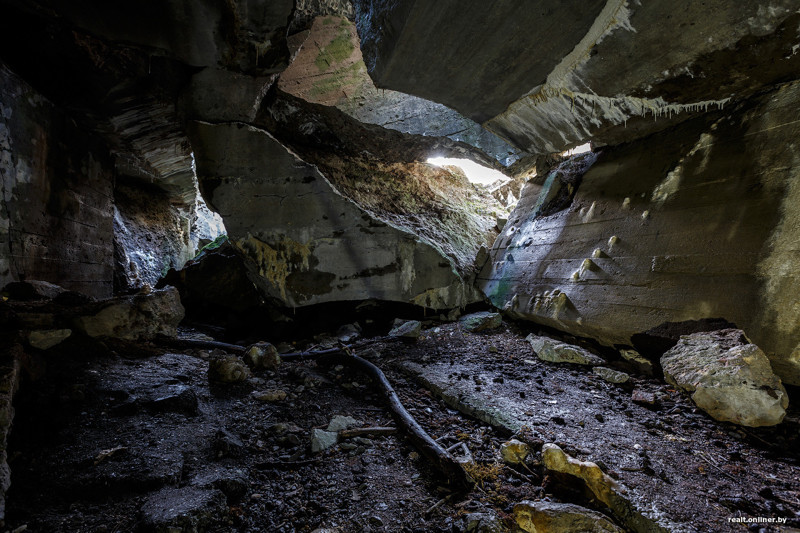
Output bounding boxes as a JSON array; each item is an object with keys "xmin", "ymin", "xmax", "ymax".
[
  {"xmin": 191, "ymin": 121, "xmax": 480, "ymax": 309},
  {"xmin": 0, "ymin": 64, "xmax": 115, "ymax": 299},
  {"xmin": 278, "ymin": 15, "xmax": 520, "ymax": 165},
  {"xmin": 479, "ymin": 80, "xmax": 800, "ymax": 385}
]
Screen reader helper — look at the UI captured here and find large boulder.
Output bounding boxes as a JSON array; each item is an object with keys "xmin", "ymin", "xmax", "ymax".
[
  {"xmin": 75, "ymin": 286, "xmax": 185, "ymax": 340},
  {"xmin": 514, "ymin": 500, "xmax": 624, "ymax": 533},
  {"xmin": 660, "ymin": 329, "xmax": 789, "ymax": 427}
]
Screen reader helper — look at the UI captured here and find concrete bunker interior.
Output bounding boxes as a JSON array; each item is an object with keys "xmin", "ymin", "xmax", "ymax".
[{"xmin": 1, "ymin": 1, "xmax": 799, "ymax": 531}]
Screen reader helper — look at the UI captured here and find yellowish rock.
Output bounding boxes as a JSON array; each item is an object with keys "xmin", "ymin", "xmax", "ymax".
[
  {"xmin": 514, "ymin": 500, "xmax": 624, "ymax": 533},
  {"xmin": 500, "ymin": 438, "xmax": 530, "ymax": 464}
]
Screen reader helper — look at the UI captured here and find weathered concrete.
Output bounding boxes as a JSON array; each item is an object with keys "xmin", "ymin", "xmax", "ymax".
[
  {"xmin": 355, "ymin": 0, "xmax": 800, "ymax": 154},
  {"xmin": 278, "ymin": 16, "xmax": 520, "ymax": 165},
  {"xmin": 256, "ymin": 90, "xmax": 506, "ymax": 279},
  {"xmin": 355, "ymin": 0, "xmax": 607, "ymax": 123},
  {"xmin": 480, "ymin": 81, "xmax": 800, "ymax": 385},
  {"xmin": 661, "ymin": 330, "xmax": 788, "ymax": 427},
  {"xmin": 1, "ymin": 64, "xmax": 115, "ymax": 299},
  {"xmin": 191, "ymin": 121, "xmax": 478, "ymax": 309}
]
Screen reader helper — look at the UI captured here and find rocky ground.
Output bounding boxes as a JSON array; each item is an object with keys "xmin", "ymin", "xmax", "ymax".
[{"xmin": 3, "ymin": 317, "xmax": 799, "ymax": 532}]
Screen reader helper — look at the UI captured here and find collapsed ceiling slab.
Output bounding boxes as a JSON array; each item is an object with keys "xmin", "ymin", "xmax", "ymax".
[{"xmin": 356, "ymin": 0, "xmax": 800, "ymax": 153}]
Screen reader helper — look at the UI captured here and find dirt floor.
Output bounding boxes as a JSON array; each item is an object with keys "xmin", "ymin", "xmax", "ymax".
[{"xmin": 4, "ymin": 318, "xmax": 800, "ymax": 532}]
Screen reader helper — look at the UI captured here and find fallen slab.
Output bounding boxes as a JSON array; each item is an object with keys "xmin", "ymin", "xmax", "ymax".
[{"xmin": 661, "ymin": 329, "xmax": 789, "ymax": 427}]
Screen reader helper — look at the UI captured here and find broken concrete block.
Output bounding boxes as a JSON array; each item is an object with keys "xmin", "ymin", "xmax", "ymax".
[
  {"xmin": 542, "ymin": 444, "xmax": 669, "ymax": 533},
  {"xmin": 660, "ymin": 329, "xmax": 788, "ymax": 427},
  {"xmin": 389, "ymin": 320, "xmax": 421, "ymax": 339},
  {"xmin": 593, "ymin": 367, "xmax": 631, "ymax": 385},
  {"xmin": 27, "ymin": 328, "xmax": 72, "ymax": 350},
  {"xmin": 464, "ymin": 510, "xmax": 504, "ymax": 533},
  {"xmin": 2, "ymin": 280, "xmax": 67, "ymax": 301},
  {"xmin": 631, "ymin": 389, "xmax": 657, "ymax": 406},
  {"xmin": 526, "ymin": 334, "xmax": 605, "ymax": 366},
  {"xmin": 619, "ymin": 348, "xmax": 654, "ymax": 376},
  {"xmin": 327, "ymin": 415, "xmax": 360, "ymax": 433},
  {"xmin": 75, "ymin": 286, "xmax": 184, "ymax": 340},
  {"xmin": 459, "ymin": 311, "xmax": 503, "ymax": 332},
  {"xmin": 514, "ymin": 500, "xmax": 624, "ymax": 533}
]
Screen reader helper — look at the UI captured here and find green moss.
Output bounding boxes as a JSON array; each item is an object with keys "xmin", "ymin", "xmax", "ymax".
[
  {"xmin": 314, "ymin": 29, "xmax": 355, "ymax": 72},
  {"xmin": 192, "ymin": 234, "xmax": 228, "ymax": 260},
  {"xmin": 309, "ymin": 61, "xmax": 366, "ymax": 98}
]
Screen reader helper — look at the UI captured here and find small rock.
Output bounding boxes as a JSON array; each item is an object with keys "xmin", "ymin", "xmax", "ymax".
[
  {"xmin": 26, "ymin": 329, "xmax": 72, "ymax": 350},
  {"xmin": 252, "ymin": 389, "xmax": 288, "ymax": 402},
  {"xmin": 464, "ymin": 511, "xmax": 504, "ymax": 532},
  {"xmin": 148, "ymin": 384, "xmax": 199, "ymax": 416},
  {"xmin": 514, "ymin": 500, "xmax": 624, "ymax": 533},
  {"xmin": 140, "ymin": 486, "xmax": 226, "ymax": 532},
  {"xmin": 526, "ymin": 334, "xmax": 605, "ymax": 366},
  {"xmin": 388, "ymin": 320, "xmax": 422, "ymax": 339},
  {"xmin": 193, "ymin": 467, "xmax": 249, "ymax": 502},
  {"xmin": 631, "ymin": 389, "xmax": 656, "ymax": 406},
  {"xmin": 327, "ymin": 415, "xmax": 360, "ymax": 433},
  {"xmin": 311, "ymin": 429, "xmax": 338, "ymax": 453},
  {"xmin": 500, "ymin": 438, "xmax": 530, "ymax": 464},
  {"xmin": 459, "ymin": 312, "xmax": 503, "ymax": 332},
  {"xmin": 243, "ymin": 342, "xmax": 281, "ymax": 370},
  {"xmin": 336, "ymin": 323, "xmax": 361, "ymax": 343},
  {"xmin": 213, "ymin": 429, "xmax": 244, "ymax": 458},
  {"xmin": 208, "ymin": 354, "xmax": 251, "ymax": 383},
  {"xmin": 619, "ymin": 348, "xmax": 654, "ymax": 376},
  {"xmin": 593, "ymin": 367, "xmax": 631, "ymax": 385},
  {"xmin": 660, "ymin": 329, "xmax": 788, "ymax": 427}
]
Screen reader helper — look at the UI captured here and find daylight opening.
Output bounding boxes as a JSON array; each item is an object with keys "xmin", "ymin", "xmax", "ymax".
[
  {"xmin": 560, "ymin": 142, "xmax": 592, "ymax": 158},
  {"xmin": 427, "ymin": 157, "xmax": 510, "ymax": 186}
]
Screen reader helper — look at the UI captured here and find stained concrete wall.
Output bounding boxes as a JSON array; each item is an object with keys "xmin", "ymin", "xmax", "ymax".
[
  {"xmin": 1, "ymin": 64, "xmax": 115, "ymax": 298},
  {"xmin": 479, "ymin": 81, "xmax": 800, "ymax": 385},
  {"xmin": 191, "ymin": 121, "xmax": 478, "ymax": 309},
  {"xmin": 278, "ymin": 16, "xmax": 520, "ymax": 165}
]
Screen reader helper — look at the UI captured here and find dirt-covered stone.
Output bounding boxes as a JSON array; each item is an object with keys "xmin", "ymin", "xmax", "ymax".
[
  {"xmin": 526, "ymin": 334, "xmax": 605, "ymax": 366},
  {"xmin": 661, "ymin": 329, "xmax": 789, "ymax": 427},
  {"xmin": 459, "ymin": 312, "xmax": 503, "ymax": 333},
  {"xmin": 75, "ymin": 286, "xmax": 184, "ymax": 340},
  {"xmin": 514, "ymin": 500, "xmax": 624, "ymax": 533}
]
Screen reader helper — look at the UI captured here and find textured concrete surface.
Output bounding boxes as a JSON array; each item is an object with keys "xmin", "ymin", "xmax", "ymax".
[
  {"xmin": 191, "ymin": 121, "xmax": 478, "ymax": 309},
  {"xmin": 479, "ymin": 80, "xmax": 800, "ymax": 385},
  {"xmin": 1, "ymin": 64, "xmax": 115, "ymax": 298},
  {"xmin": 356, "ymin": 0, "xmax": 800, "ymax": 154},
  {"xmin": 356, "ymin": 0, "xmax": 606, "ymax": 123},
  {"xmin": 279, "ymin": 16, "xmax": 520, "ymax": 165}
]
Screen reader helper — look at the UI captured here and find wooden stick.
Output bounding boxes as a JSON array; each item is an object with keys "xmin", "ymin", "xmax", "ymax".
[
  {"xmin": 339, "ymin": 427, "xmax": 397, "ymax": 438},
  {"xmin": 319, "ymin": 350, "xmax": 472, "ymax": 490}
]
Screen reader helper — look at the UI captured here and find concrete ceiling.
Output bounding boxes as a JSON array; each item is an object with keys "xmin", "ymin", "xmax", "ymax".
[{"xmin": 355, "ymin": 0, "xmax": 800, "ymax": 153}]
